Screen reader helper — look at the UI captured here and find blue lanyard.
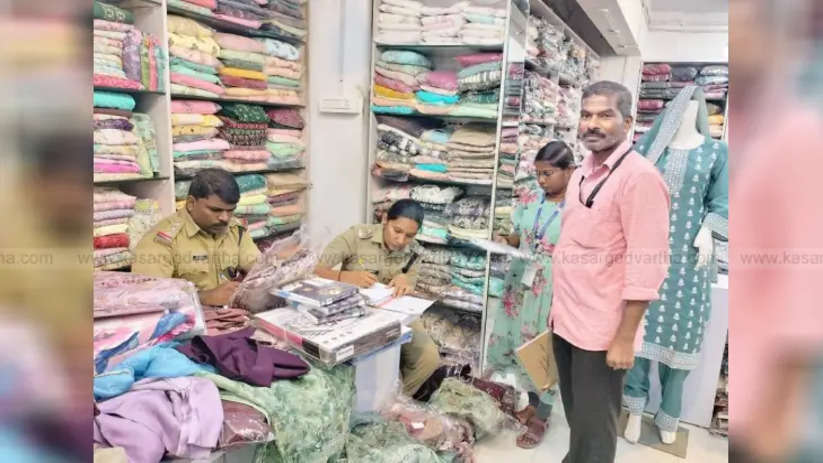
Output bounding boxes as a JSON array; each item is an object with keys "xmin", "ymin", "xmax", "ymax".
[{"xmin": 532, "ymin": 198, "xmax": 563, "ymax": 242}]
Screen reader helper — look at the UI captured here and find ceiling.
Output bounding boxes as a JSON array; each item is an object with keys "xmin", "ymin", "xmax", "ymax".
[{"xmin": 648, "ymin": 0, "xmax": 728, "ymax": 13}]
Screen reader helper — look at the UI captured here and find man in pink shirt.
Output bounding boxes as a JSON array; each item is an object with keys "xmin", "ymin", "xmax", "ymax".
[{"xmin": 550, "ymin": 81, "xmax": 670, "ymax": 462}]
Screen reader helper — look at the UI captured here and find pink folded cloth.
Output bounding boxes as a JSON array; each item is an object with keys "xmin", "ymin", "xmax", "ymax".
[
  {"xmin": 267, "ymin": 128, "xmax": 303, "ymax": 139},
  {"xmin": 171, "ymin": 100, "xmax": 222, "ymax": 114},
  {"xmin": 94, "ymin": 74, "xmax": 143, "ymax": 90},
  {"xmin": 455, "ymin": 53, "xmax": 503, "ymax": 67},
  {"xmin": 170, "ymin": 72, "xmax": 225, "ymax": 95},
  {"xmin": 173, "ymin": 138, "xmax": 232, "ymax": 152},
  {"xmin": 181, "ymin": 0, "xmax": 216, "ymax": 9},
  {"xmin": 266, "ymin": 134, "xmax": 303, "ymax": 144},
  {"xmin": 422, "ymin": 70, "xmax": 458, "ymax": 91},
  {"xmin": 222, "ymin": 149, "xmax": 271, "ymax": 161},
  {"xmin": 375, "ymin": 73, "xmax": 415, "ymax": 94},
  {"xmin": 215, "ymin": 32, "xmax": 265, "ymax": 53},
  {"xmin": 94, "ymin": 160, "xmax": 140, "ymax": 173},
  {"xmin": 94, "ymin": 199, "xmax": 137, "ymax": 212},
  {"xmin": 214, "ymin": 14, "xmax": 262, "ymax": 29}
]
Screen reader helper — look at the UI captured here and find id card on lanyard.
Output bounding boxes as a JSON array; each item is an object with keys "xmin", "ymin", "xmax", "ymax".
[{"xmin": 522, "ymin": 198, "xmax": 563, "ymax": 287}]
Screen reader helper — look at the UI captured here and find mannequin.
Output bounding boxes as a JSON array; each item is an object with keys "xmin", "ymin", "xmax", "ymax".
[{"xmin": 623, "ymin": 87, "xmax": 729, "ymax": 445}]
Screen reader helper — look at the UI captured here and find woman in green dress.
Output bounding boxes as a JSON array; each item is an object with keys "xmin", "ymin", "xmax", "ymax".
[{"xmin": 488, "ymin": 141, "xmax": 575, "ymax": 448}]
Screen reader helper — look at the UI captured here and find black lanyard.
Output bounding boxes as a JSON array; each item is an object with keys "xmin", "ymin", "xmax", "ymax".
[{"xmin": 578, "ymin": 148, "xmax": 633, "ymax": 208}]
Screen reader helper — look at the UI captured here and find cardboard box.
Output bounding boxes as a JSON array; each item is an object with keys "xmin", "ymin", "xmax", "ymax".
[{"xmin": 515, "ymin": 330, "xmax": 558, "ymax": 392}]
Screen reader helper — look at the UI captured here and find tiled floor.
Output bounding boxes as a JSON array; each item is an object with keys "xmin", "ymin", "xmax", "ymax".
[{"xmin": 474, "ymin": 405, "xmax": 728, "ymax": 463}]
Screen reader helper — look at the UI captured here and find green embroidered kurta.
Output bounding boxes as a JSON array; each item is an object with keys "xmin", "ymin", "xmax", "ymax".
[{"xmin": 634, "ymin": 137, "xmax": 729, "ymax": 370}]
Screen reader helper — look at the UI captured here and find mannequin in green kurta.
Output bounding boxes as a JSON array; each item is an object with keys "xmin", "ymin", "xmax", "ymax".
[
  {"xmin": 624, "ymin": 86, "xmax": 729, "ymax": 443},
  {"xmin": 488, "ymin": 141, "xmax": 575, "ymax": 449}
]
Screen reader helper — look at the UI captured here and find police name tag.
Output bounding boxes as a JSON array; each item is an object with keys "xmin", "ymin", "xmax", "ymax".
[{"xmin": 521, "ymin": 262, "xmax": 539, "ymax": 288}]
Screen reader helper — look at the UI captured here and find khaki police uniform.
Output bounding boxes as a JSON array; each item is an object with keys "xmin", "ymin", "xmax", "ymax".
[
  {"xmin": 319, "ymin": 223, "xmax": 441, "ymax": 396},
  {"xmin": 132, "ymin": 209, "xmax": 261, "ymax": 292}
]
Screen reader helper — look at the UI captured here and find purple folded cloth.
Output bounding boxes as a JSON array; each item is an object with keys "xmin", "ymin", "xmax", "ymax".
[{"xmin": 177, "ymin": 326, "xmax": 309, "ymax": 386}]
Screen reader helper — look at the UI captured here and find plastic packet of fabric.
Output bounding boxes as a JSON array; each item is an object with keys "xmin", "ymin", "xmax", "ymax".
[
  {"xmin": 345, "ymin": 414, "xmax": 447, "ymax": 463},
  {"xmin": 219, "ymin": 400, "xmax": 273, "ymax": 448},
  {"xmin": 380, "ymin": 395, "xmax": 477, "ymax": 462},
  {"xmin": 229, "ymin": 225, "xmax": 318, "ymax": 312},
  {"xmin": 428, "ymin": 378, "xmax": 517, "ymax": 440},
  {"xmin": 127, "ymin": 199, "xmax": 162, "ymax": 251}
]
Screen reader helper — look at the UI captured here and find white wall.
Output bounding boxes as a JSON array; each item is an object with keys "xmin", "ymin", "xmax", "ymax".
[
  {"xmin": 307, "ymin": 0, "xmax": 373, "ymax": 250},
  {"xmin": 641, "ymin": 30, "xmax": 728, "ymax": 63}
]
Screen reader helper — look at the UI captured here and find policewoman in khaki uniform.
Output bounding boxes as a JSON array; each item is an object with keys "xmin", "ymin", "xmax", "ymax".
[
  {"xmin": 315, "ymin": 199, "xmax": 452, "ymax": 399},
  {"xmin": 133, "ymin": 169, "xmax": 260, "ymax": 307}
]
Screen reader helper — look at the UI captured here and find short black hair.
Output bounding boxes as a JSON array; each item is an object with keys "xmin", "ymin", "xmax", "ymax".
[
  {"xmin": 582, "ymin": 80, "xmax": 633, "ymax": 120},
  {"xmin": 188, "ymin": 168, "xmax": 240, "ymax": 204},
  {"xmin": 535, "ymin": 141, "xmax": 575, "ymax": 169},
  {"xmin": 387, "ymin": 199, "xmax": 424, "ymax": 227}
]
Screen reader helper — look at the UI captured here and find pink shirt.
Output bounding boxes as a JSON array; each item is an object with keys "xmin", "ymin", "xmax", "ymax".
[{"xmin": 550, "ymin": 138, "xmax": 670, "ymax": 352}]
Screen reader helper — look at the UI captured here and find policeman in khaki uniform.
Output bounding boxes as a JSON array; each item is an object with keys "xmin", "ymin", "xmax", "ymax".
[
  {"xmin": 133, "ymin": 169, "xmax": 260, "ymax": 307},
  {"xmin": 316, "ymin": 200, "xmax": 463, "ymax": 400}
]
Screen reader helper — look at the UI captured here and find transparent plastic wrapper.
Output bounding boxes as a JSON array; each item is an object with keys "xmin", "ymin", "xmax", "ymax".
[
  {"xmin": 380, "ymin": 395, "xmax": 476, "ymax": 463},
  {"xmin": 428, "ymin": 377, "xmax": 515, "ymax": 440},
  {"xmin": 219, "ymin": 400, "xmax": 273, "ymax": 448},
  {"xmin": 345, "ymin": 414, "xmax": 446, "ymax": 463},
  {"xmin": 127, "ymin": 198, "xmax": 162, "ymax": 251},
  {"xmin": 230, "ymin": 225, "xmax": 318, "ymax": 312}
]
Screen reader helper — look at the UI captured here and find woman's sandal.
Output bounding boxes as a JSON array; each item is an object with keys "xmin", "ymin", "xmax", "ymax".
[{"xmin": 516, "ymin": 416, "xmax": 548, "ymax": 450}]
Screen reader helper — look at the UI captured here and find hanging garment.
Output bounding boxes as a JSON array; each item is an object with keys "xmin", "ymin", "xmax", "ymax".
[{"xmin": 632, "ymin": 85, "xmax": 729, "ymax": 370}]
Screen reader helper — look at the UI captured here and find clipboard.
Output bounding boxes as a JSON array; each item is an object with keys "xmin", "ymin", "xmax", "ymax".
[{"xmin": 515, "ymin": 330, "xmax": 558, "ymax": 392}]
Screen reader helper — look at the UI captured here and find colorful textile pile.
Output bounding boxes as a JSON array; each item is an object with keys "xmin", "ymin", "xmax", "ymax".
[
  {"xmin": 698, "ymin": 64, "xmax": 728, "ymax": 100},
  {"xmin": 260, "ymin": 37, "xmax": 303, "ymax": 104},
  {"xmin": 420, "ymin": 304, "xmax": 482, "ymax": 368},
  {"xmin": 94, "ymin": 187, "xmax": 137, "ymax": 270},
  {"xmin": 522, "ymin": 70, "xmax": 558, "ymax": 123},
  {"xmin": 93, "ymin": 3, "xmax": 168, "ymax": 91},
  {"xmin": 443, "ymin": 123, "xmax": 496, "ymax": 185},
  {"xmin": 416, "ymin": 244, "xmax": 456, "ymax": 298},
  {"xmin": 170, "ymin": 99, "xmax": 232, "ymax": 176},
  {"xmin": 94, "ymin": 93, "xmax": 159, "ymax": 182},
  {"xmin": 372, "ymin": 49, "xmax": 433, "ymax": 114},
  {"xmin": 218, "ymin": 103, "xmax": 272, "ymax": 171},
  {"xmin": 497, "ymin": 126, "xmax": 518, "ymax": 190},
  {"xmin": 376, "ymin": 0, "xmax": 423, "ymax": 44},
  {"xmin": 445, "ymin": 195, "xmax": 490, "ymax": 242},
  {"xmin": 265, "ymin": 108, "xmax": 305, "ymax": 169},
  {"xmin": 452, "ymin": 52, "xmax": 502, "ymax": 118},
  {"xmin": 421, "ymin": 2, "xmax": 465, "ymax": 44},
  {"xmin": 167, "ymin": 15, "xmax": 225, "ymax": 98},
  {"xmin": 371, "ymin": 184, "xmax": 413, "ymax": 222},
  {"xmin": 412, "ymin": 184, "xmax": 465, "ymax": 244},
  {"xmin": 263, "ymin": 171, "xmax": 307, "ymax": 238},
  {"xmin": 460, "ymin": 5, "xmax": 505, "ymax": 45},
  {"xmin": 92, "ymin": 271, "xmax": 204, "ymax": 374}
]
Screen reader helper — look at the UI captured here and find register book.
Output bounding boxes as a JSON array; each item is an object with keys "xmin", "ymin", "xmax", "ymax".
[{"xmin": 254, "ymin": 307, "xmax": 404, "ymax": 366}]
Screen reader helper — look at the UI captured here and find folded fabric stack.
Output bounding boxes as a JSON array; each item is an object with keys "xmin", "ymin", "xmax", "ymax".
[
  {"xmin": 416, "ymin": 245, "xmax": 456, "ymax": 298},
  {"xmin": 167, "ymin": 15, "xmax": 225, "ymax": 99},
  {"xmin": 493, "ymin": 190, "xmax": 514, "ymax": 236},
  {"xmin": 94, "ymin": 2, "xmax": 164, "ymax": 91},
  {"xmin": 497, "ymin": 126, "xmax": 518, "ymax": 190},
  {"xmin": 170, "ymin": 99, "xmax": 231, "ymax": 176},
  {"xmin": 94, "ymin": 91, "xmax": 157, "ymax": 182},
  {"xmin": 670, "ymin": 65, "xmax": 698, "ymax": 88},
  {"xmin": 697, "ymin": 64, "xmax": 728, "ymax": 100},
  {"xmin": 526, "ymin": 16, "xmax": 566, "ymax": 72},
  {"xmin": 417, "ymin": 70, "xmax": 460, "ymax": 115},
  {"xmin": 214, "ymin": 0, "xmax": 267, "ymax": 29},
  {"xmin": 445, "ymin": 196, "xmax": 490, "ymax": 242},
  {"xmin": 266, "ymin": 108, "xmax": 305, "ymax": 169},
  {"xmin": 556, "ymin": 84, "xmax": 581, "ymax": 128},
  {"xmin": 376, "ymin": 0, "xmax": 423, "ymax": 44},
  {"xmin": 420, "ymin": 305, "xmax": 482, "ymax": 368},
  {"xmin": 263, "ymin": 172, "xmax": 307, "ymax": 238},
  {"xmin": 564, "ymin": 41, "xmax": 588, "ymax": 82},
  {"xmin": 642, "ymin": 63, "xmax": 672, "ymax": 82},
  {"xmin": 232, "ymin": 174, "xmax": 270, "ymax": 237},
  {"xmin": 93, "ymin": 271, "xmax": 204, "ymax": 374},
  {"xmin": 127, "ymin": 198, "xmax": 163, "ymax": 251},
  {"xmin": 94, "ymin": 187, "xmax": 137, "ymax": 271},
  {"xmin": 260, "ymin": 37, "xmax": 303, "ymax": 104},
  {"xmin": 502, "ymin": 63, "xmax": 524, "ymax": 117},
  {"xmin": 411, "ymin": 184, "xmax": 465, "ymax": 244},
  {"xmin": 373, "ymin": 115, "xmax": 446, "ymax": 181},
  {"xmin": 452, "ymin": 53, "xmax": 503, "ymax": 118},
  {"xmin": 213, "ymin": 31, "xmax": 269, "ymax": 100},
  {"xmin": 372, "ymin": 49, "xmax": 433, "ymax": 114},
  {"xmin": 167, "ymin": 0, "xmax": 218, "ymax": 16},
  {"xmin": 461, "ymin": 5, "xmax": 506, "ymax": 45},
  {"xmin": 444, "ymin": 123, "xmax": 497, "ymax": 185},
  {"xmin": 372, "ymin": 184, "xmax": 412, "ymax": 222},
  {"xmin": 421, "ymin": 2, "xmax": 467, "ymax": 44},
  {"xmin": 217, "ymin": 103, "xmax": 272, "ymax": 172},
  {"xmin": 261, "ymin": 0, "xmax": 307, "ymax": 41},
  {"xmin": 448, "ymin": 248, "xmax": 488, "ymax": 311},
  {"xmin": 707, "ymin": 99, "xmax": 726, "ymax": 139},
  {"xmin": 522, "ymin": 71, "xmax": 558, "ymax": 123},
  {"xmin": 635, "ymin": 98, "xmax": 665, "ymax": 136}
]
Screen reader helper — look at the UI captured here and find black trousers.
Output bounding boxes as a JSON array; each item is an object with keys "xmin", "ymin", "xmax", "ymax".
[{"xmin": 553, "ymin": 334, "xmax": 627, "ymax": 463}]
